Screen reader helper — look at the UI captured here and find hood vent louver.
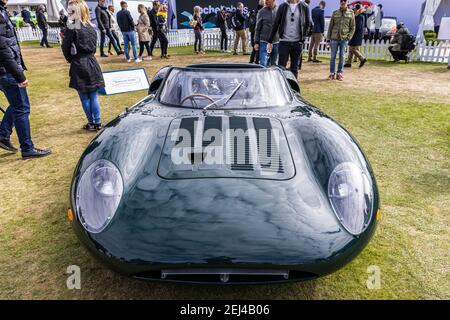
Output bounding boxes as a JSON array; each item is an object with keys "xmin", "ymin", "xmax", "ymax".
[{"xmin": 158, "ymin": 116, "xmax": 295, "ymax": 180}]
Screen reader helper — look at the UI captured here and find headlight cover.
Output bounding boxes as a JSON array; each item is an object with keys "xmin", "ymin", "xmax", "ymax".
[
  {"xmin": 76, "ymin": 159, "xmax": 123, "ymax": 233},
  {"xmin": 328, "ymin": 162, "xmax": 373, "ymax": 235}
]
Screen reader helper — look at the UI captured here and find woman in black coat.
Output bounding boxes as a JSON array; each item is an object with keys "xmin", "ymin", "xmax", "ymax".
[
  {"xmin": 345, "ymin": 6, "xmax": 367, "ymax": 68},
  {"xmin": 62, "ymin": 0, "xmax": 105, "ymax": 131},
  {"xmin": 36, "ymin": 5, "xmax": 51, "ymax": 48}
]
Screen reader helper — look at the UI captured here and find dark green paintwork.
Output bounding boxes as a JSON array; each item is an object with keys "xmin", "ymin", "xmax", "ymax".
[{"xmin": 70, "ymin": 65, "xmax": 379, "ymax": 283}]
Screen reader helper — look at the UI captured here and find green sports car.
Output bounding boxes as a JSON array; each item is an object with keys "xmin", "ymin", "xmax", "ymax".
[{"xmin": 69, "ymin": 63, "xmax": 380, "ymax": 284}]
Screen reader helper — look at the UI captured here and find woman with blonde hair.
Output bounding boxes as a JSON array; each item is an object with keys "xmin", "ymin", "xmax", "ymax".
[
  {"xmin": 137, "ymin": 4, "xmax": 152, "ymax": 60},
  {"xmin": 192, "ymin": 6, "xmax": 205, "ymax": 55},
  {"xmin": 156, "ymin": 4, "xmax": 169, "ymax": 58},
  {"xmin": 62, "ymin": 0, "xmax": 105, "ymax": 131}
]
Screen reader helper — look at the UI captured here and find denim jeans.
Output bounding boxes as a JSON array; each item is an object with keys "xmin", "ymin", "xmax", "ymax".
[
  {"xmin": 40, "ymin": 28, "xmax": 49, "ymax": 47},
  {"xmin": 220, "ymin": 28, "xmax": 228, "ymax": 51},
  {"xmin": 100, "ymin": 29, "xmax": 120, "ymax": 55},
  {"xmin": 330, "ymin": 40, "xmax": 348, "ymax": 74},
  {"xmin": 122, "ymin": 31, "xmax": 138, "ymax": 60},
  {"xmin": 194, "ymin": 29, "xmax": 203, "ymax": 52},
  {"xmin": 278, "ymin": 41, "xmax": 302, "ymax": 78},
  {"xmin": 259, "ymin": 41, "xmax": 279, "ymax": 67},
  {"xmin": 78, "ymin": 90, "xmax": 101, "ymax": 124},
  {"xmin": 108, "ymin": 30, "xmax": 122, "ymax": 53},
  {"xmin": 0, "ymin": 74, "xmax": 34, "ymax": 152}
]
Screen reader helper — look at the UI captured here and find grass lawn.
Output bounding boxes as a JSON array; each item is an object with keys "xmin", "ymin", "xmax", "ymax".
[{"xmin": 0, "ymin": 43, "xmax": 449, "ymax": 299}]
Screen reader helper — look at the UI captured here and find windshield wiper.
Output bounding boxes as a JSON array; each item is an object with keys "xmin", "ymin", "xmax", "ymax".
[{"xmin": 203, "ymin": 81, "xmax": 245, "ymax": 111}]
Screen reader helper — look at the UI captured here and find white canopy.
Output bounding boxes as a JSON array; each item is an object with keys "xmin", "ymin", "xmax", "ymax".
[
  {"xmin": 6, "ymin": 0, "xmax": 63, "ymax": 21},
  {"xmin": 417, "ymin": 0, "xmax": 442, "ymax": 41},
  {"xmin": 6, "ymin": 0, "xmax": 47, "ymax": 5}
]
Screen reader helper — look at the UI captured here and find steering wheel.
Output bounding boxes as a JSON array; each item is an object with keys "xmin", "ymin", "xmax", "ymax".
[{"xmin": 180, "ymin": 94, "xmax": 215, "ymax": 108}]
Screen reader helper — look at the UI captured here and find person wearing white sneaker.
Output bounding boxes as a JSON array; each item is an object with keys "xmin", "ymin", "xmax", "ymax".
[{"xmin": 136, "ymin": 4, "xmax": 152, "ymax": 62}]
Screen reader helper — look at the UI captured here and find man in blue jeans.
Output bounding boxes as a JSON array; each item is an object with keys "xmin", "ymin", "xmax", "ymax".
[
  {"xmin": 116, "ymin": 1, "xmax": 141, "ymax": 63},
  {"xmin": 0, "ymin": 0, "xmax": 51, "ymax": 159},
  {"xmin": 96, "ymin": 0, "xmax": 122, "ymax": 57},
  {"xmin": 267, "ymin": 0, "xmax": 310, "ymax": 78},
  {"xmin": 254, "ymin": 0, "xmax": 279, "ymax": 67},
  {"xmin": 327, "ymin": 0, "xmax": 355, "ymax": 81}
]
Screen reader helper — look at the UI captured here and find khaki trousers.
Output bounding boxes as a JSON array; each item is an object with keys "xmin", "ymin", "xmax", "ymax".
[
  {"xmin": 233, "ymin": 29, "xmax": 247, "ymax": 54},
  {"xmin": 347, "ymin": 45, "xmax": 365, "ymax": 64},
  {"xmin": 308, "ymin": 33, "xmax": 322, "ymax": 60}
]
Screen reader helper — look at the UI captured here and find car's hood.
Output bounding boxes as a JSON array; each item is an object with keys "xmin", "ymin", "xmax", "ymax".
[{"xmin": 74, "ymin": 107, "xmax": 376, "ymax": 271}]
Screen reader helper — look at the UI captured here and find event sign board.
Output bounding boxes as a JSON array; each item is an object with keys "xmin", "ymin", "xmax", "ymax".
[{"xmin": 99, "ymin": 68, "xmax": 150, "ymax": 96}]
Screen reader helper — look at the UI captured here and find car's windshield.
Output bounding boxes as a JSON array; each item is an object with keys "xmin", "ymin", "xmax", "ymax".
[{"xmin": 159, "ymin": 68, "xmax": 292, "ymax": 109}]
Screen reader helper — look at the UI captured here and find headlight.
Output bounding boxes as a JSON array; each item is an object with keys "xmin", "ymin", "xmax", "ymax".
[
  {"xmin": 328, "ymin": 162, "xmax": 373, "ymax": 235},
  {"xmin": 76, "ymin": 160, "xmax": 123, "ymax": 233}
]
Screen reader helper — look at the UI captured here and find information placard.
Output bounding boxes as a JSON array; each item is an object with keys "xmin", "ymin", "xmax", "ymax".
[{"xmin": 99, "ymin": 68, "xmax": 150, "ymax": 95}]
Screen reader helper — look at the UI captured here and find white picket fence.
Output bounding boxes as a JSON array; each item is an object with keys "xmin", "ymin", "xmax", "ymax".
[
  {"xmin": 16, "ymin": 26, "xmax": 450, "ymax": 64},
  {"xmin": 16, "ymin": 26, "xmax": 61, "ymax": 44}
]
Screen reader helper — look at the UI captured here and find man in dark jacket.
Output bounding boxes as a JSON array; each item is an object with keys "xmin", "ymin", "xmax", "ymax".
[
  {"xmin": 344, "ymin": 4, "xmax": 367, "ymax": 68},
  {"xmin": 36, "ymin": 5, "xmax": 51, "ymax": 48},
  {"xmin": 232, "ymin": 2, "xmax": 248, "ymax": 55},
  {"xmin": 147, "ymin": 1, "xmax": 159, "ymax": 57},
  {"xmin": 96, "ymin": 0, "xmax": 122, "ymax": 57},
  {"xmin": 217, "ymin": 8, "xmax": 228, "ymax": 52},
  {"xmin": 267, "ymin": 0, "xmax": 311, "ymax": 78},
  {"xmin": 116, "ymin": 1, "xmax": 139, "ymax": 62},
  {"xmin": 254, "ymin": 0, "xmax": 278, "ymax": 66},
  {"xmin": 308, "ymin": 1, "xmax": 325, "ymax": 63},
  {"xmin": 0, "ymin": 0, "xmax": 51, "ymax": 159}
]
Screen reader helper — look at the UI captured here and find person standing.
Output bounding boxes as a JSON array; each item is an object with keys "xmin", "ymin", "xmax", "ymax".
[
  {"xmin": 248, "ymin": 8, "xmax": 259, "ymax": 63},
  {"xmin": 327, "ymin": 0, "xmax": 355, "ymax": 81},
  {"xmin": 95, "ymin": 0, "xmax": 122, "ymax": 57},
  {"xmin": 192, "ymin": 6, "xmax": 205, "ymax": 55},
  {"xmin": 147, "ymin": 1, "xmax": 159, "ymax": 58},
  {"xmin": 116, "ymin": 1, "xmax": 140, "ymax": 63},
  {"xmin": 36, "ymin": 5, "xmax": 51, "ymax": 48},
  {"xmin": 137, "ymin": 4, "xmax": 152, "ymax": 60},
  {"xmin": 374, "ymin": 4, "xmax": 383, "ymax": 41},
  {"xmin": 232, "ymin": 2, "xmax": 248, "ymax": 55},
  {"xmin": 267, "ymin": 0, "xmax": 310, "ymax": 78},
  {"xmin": 0, "ymin": 0, "xmax": 51, "ymax": 159},
  {"xmin": 254, "ymin": 0, "xmax": 278, "ymax": 67},
  {"xmin": 62, "ymin": 0, "xmax": 105, "ymax": 131},
  {"xmin": 217, "ymin": 8, "xmax": 228, "ymax": 52},
  {"xmin": 308, "ymin": 1, "xmax": 325, "ymax": 63},
  {"xmin": 344, "ymin": 3, "xmax": 367, "ymax": 69},
  {"xmin": 157, "ymin": 4, "xmax": 169, "ymax": 59},
  {"xmin": 107, "ymin": 5, "xmax": 122, "ymax": 56}
]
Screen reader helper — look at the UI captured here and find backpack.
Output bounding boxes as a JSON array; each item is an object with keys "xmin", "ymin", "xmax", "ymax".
[{"xmin": 401, "ymin": 34, "xmax": 416, "ymax": 52}]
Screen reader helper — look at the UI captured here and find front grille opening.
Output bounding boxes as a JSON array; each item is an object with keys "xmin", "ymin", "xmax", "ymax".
[{"xmin": 133, "ymin": 269, "xmax": 318, "ymax": 283}]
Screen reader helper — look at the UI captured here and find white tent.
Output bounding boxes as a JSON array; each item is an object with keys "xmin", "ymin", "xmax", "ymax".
[
  {"xmin": 6, "ymin": 0, "xmax": 64, "ymax": 21},
  {"xmin": 418, "ymin": 0, "xmax": 450, "ymax": 40}
]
